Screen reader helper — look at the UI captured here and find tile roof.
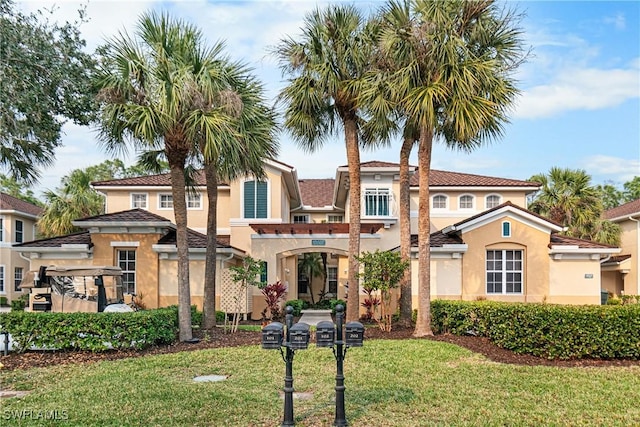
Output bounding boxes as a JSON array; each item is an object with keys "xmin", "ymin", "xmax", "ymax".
[
  {"xmin": 413, "ymin": 169, "xmax": 540, "ymax": 187},
  {"xmin": 604, "ymin": 199, "xmax": 640, "ymax": 220},
  {"xmin": 0, "ymin": 192, "xmax": 43, "ymax": 217},
  {"xmin": 13, "ymin": 231, "xmax": 92, "ymax": 248},
  {"xmin": 249, "ymin": 223, "xmax": 385, "ymax": 235},
  {"xmin": 405, "ymin": 231, "xmax": 465, "ymax": 248},
  {"xmin": 451, "ymin": 201, "xmax": 563, "ymax": 229},
  {"xmin": 605, "ymin": 254, "xmax": 632, "ymax": 263},
  {"xmin": 92, "ymin": 170, "xmax": 207, "ymax": 187},
  {"xmin": 74, "ymin": 209, "xmax": 172, "ymax": 224},
  {"xmin": 299, "ymin": 179, "xmax": 336, "ymax": 207},
  {"xmin": 549, "ymin": 233, "xmax": 618, "ymax": 249},
  {"xmin": 157, "ymin": 229, "xmax": 231, "ymax": 248}
]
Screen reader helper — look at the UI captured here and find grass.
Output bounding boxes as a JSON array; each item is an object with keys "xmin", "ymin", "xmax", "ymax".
[{"xmin": 1, "ymin": 339, "xmax": 639, "ymax": 426}]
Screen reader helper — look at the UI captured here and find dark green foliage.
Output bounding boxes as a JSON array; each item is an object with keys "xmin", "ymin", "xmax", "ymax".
[
  {"xmin": 0, "ymin": 0, "xmax": 97, "ymax": 184},
  {"xmin": 0, "ymin": 296, "xmax": 7, "ymax": 306},
  {"xmin": 431, "ymin": 300, "xmax": 640, "ymax": 360},
  {"xmin": 284, "ymin": 299, "xmax": 309, "ymax": 317},
  {"xmin": 10, "ymin": 294, "xmax": 28, "ymax": 311},
  {"xmin": 216, "ymin": 310, "xmax": 225, "ymax": 323},
  {"xmin": 0, "ymin": 308, "xmax": 178, "ymax": 352}
]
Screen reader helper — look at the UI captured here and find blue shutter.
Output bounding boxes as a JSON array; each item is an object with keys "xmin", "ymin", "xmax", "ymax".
[
  {"xmin": 256, "ymin": 181, "xmax": 268, "ymax": 218},
  {"xmin": 244, "ymin": 181, "xmax": 256, "ymax": 219}
]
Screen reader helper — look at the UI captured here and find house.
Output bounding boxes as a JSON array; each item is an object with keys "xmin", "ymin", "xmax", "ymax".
[
  {"xmin": 1, "ymin": 193, "xmax": 42, "ymax": 304},
  {"xmin": 602, "ymin": 199, "xmax": 640, "ymax": 296},
  {"xmin": 13, "ymin": 160, "xmax": 620, "ymax": 317}
]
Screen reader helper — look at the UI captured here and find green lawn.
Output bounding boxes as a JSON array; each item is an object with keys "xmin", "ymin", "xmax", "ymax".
[{"xmin": 1, "ymin": 339, "xmax": 639, "ymax": 426}]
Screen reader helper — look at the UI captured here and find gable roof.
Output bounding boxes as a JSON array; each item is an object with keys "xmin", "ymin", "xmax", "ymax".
[
  {"xmin": 444, "ymin": 201, "xmax": 564, "ymax": 234},
  {"xmin": 73, "ymin": 208, "xmax": 173, "ymax": 226},
  {"xmin": 604, "ymin": 198, "xmax": 640, "ymax": 221},
  {"xmin": 299, "ymin": 179, "xmax": 336, "ymax": 208},
  {"xmin": 157, "ymin": 229, "xmax": 232, "ymax": 249},
  {"xmin": 0, "ymin": 192, "xmax": 43, "ymax": 217}
]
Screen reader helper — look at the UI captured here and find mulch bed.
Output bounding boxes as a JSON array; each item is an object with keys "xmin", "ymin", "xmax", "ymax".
[{"xmin": 1, "ymin": 324, "xmax": 639, "ymax": 371}]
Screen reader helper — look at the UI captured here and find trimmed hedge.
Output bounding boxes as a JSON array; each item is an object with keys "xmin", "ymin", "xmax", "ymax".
[
  {"xmin": 0, "ymin": 308, "xmax": 178, "ymax": 352},
  {"xmin": 431, "ymin": 300, "xmax": 640, "ymax": 360}
]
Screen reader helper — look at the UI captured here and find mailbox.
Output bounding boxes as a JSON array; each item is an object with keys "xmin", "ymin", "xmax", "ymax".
[
  {"xmin": 261, "ymin": 322, "xmax": 284, "ymax": 350},
  {"xmin": 288, "ymin": 322, "xmax": 310, "ymax": 350},
  {"xmin": 345, "ymin": 321, "xmax": 364, "ymax": 347},
  {"xmin": 316, "ymin": 321, "xmax": 336, "ymax": 348}
]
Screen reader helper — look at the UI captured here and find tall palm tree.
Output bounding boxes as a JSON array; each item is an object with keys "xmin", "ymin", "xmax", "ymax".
[
  {"xmin": 374, "ymin": 0, "xmax": 525, "ymax": 336},
  {"xmin": 199, "ymin": 67, "xmax": 278, "ymax": 330},
  {"xmin": 275, "ymin": 5, "xmax": 388, "ymax": 321},
  {"xmin": 94, "ymin": 12, "xmax": 239, "ymax": 341},
  {"xmin": 529, "ymin": 167, "xmax": 620, "ymax": 245}
]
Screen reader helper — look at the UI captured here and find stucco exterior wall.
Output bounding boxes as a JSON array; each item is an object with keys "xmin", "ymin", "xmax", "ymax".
[
  {"xmin": 548, "ymin": 258, "xmax": 601, "ymax": 304},
  {"xmin": 459, "ymin": 216, "xmax": 550, "ymax": 302},
  {"xmin": 1, "ymin": 212, "xmax": 38, "ymax": 302},
  {"xmin": 619, "ymin": 220, "xmax": 639, "ymax": 294}
]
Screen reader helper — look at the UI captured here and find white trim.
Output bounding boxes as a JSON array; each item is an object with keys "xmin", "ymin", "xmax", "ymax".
[
  {"xmin": 443, "ymin": 205, "xmax": 564, "ymax": 235},
  {"xmin": 501, "ymin": 220, "xmax": 511, "ymax": 238},
  {"xmin": 458, "ymin": 194, "xmax": 475, "ymax": 210},
  {"xmin": 110, "ymin": 241, "xmax": 140, "ymax": 247},
  {"xmin": 130, "ymin": 192, "xmax": 149, "ymax": 209},
  {"xmin": 485, "ymin": 194, "xmax": 502, "ymax": 209},
  {"xmin": 186, "ymin": 192, "xmax": 203, "ymax": 210},
  {"xmin": 157, "ymin": 193, "xmax": 173, "ymax": 210},
  {"xmin": 431, "ymin": 193, "xmax": 448, "ymax": 210}
]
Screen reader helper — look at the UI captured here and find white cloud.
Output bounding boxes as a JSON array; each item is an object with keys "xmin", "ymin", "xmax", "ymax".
[
  {"xmin": 514, "ymin": 64, "xmax": 640, "ymax": 119},
  {"xmin": 581, "ymin": 155, "xmax": 640, "ymax": 184},
  {"xmin": 604, "ymin": 12, "xmax": 626, "ymax": 30}
]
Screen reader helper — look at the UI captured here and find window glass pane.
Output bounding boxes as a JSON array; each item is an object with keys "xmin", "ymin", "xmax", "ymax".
[
  {"xmin": 118, "ymin": 250, "xmax": 136, "ymax": 294},
  {"xmin": 486, "ymin": 250, "xmax": 522, "ymax": 294},
  {"xmin": 433, "ymin": 195, "xmax": 446, "ymax": 209},
  {"xmin": 14, "ymin": 267, "xmax": 23, "ymax": 291},
  {"xmin": 460, "ymin": 195, "xmax": 473, "ymax": 209},
  {"xmin": 487, "ymin": 195, "xmax": 500, "ymax": 208},
  {"xmin": 0, "ymin": 266, "xmax": 4, "ymax": 293},
  {"xmin": 15, "ymin": 220, "xmax": 23, "ymax": 243}
]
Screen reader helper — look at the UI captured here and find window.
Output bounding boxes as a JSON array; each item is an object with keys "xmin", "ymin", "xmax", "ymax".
[
  {"xmin": 243, "ymin": 180, "xmax": 268, "ymax": 219},
  {"xmin": 364, "ymin": 188, "xmax": 390, "ymax": 216},
  {"xmin": 293, "ymin": 215, "xmax": 309, "ymax": 224},
  {"xmin": 459, "ymin": 195, "xmax": 474, "ymax": 209},
  {"xmin": 0, "ymin": 266, "xmax": 4, "ymax": 293},
  {"xmin": 14, "ymin": 267, "xmax": 23, "ymax": 292},
  {"xmin": 502, "ymin": 221, "xmax": 511, "ymax": 237},
  {"xmin": 297, "ymin": 261, "xmax": 308, "ymax": 294},
  {"xmin": 117, "ymin": 250, "xmax": 136, "ymax": 294},
  {"xmin": 159, "ymin": 194, "xmax": 173, "ymax": 209},
  {"xmin": 433, "ymin": 195, "xmax": 447, "ymax": 209},
  {"xmin": 486, "ymin": 250, "xmax": 523, "ymax": 294},
  {"xmin": 327, "ymin": 215, "xmax": 343, "ymax": 223},
  {"xmin": 486, "ymin": 195, "xmax": 501, "ymax": 209},
  {"xmin": 187, "ymin": 193, "xmax": 201, "ymax": 209},
  {"xmin": 131, "ymin": 193, "xmax": 147, "ymax": 209},
  {"xmin": 0, "ymin": 218, "xmax": 3, "ymax": 241},
  {"xmin": 260, "ymin": 262, "xmax": 268, "ymax": 285},
  {"xmin": 327, "ymin": 266, "xmax": 338, "ymax": 294},
  {"xmin": 15, "ymin": 220, "xmax": 23, "ymax": 243}
]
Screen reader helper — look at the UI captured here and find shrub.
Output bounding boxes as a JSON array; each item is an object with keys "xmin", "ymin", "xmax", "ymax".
[
  {"xmin": 261, "ymin": 281, "xmax": 287, "ymax": 321},
  {"xmin": 284, "ymin": 299, "xmax": 308, "ymax": 317},
  {"xmin": 11, "ymin": 295, "xmax": 28, "ymax": 312},
  {"xmin": 216, "ymin": 310, "xmax": 225, "ymax": 323},
  {"xmin": 431, "ymin": 300, "xmax": 640, "ymax": 360},
  {"xmin": 0, "ymin": 296, "xmax": 7, "ymax": 306},
  {"xmin": 0, "ymin": 308, "xmax": 178, "ymax": 352},
  {"xmin": 329, "ymin": 299, "xmax": 347, "ymax": 314}
]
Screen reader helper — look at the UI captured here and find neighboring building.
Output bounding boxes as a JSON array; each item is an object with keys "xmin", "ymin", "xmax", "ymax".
[
  {"xmin": 13, "ymin": 160, "xmax": 620, "ymax": 317},
  {"xmin": 1, "ymin": 193, "xmax": 42, "ymax": 303},
  {"xmin": 602, "ymin": 199, "xmax": 640, "ymax": 296}
]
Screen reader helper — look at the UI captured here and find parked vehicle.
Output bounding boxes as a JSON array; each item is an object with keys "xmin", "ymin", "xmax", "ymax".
[{"xmin": 21, "ymin": 265, "xmax": 126, "ymax": 313}]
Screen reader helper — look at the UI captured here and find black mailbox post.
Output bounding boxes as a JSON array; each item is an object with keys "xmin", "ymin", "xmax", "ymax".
[
  {"xmin": 316, "ymin": 321, "xmax": 336, "ymax": 348},
  {"xmin": 345, "ymin": 321, "xmax": 364, "ymax": 347},
  {"xmin": 262, "ymin": 322, "xmax": 284, "ymax": 350}
]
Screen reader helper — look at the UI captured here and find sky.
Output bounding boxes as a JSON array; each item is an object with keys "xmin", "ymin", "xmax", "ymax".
[{"xmin": 15, "ymin": 0, "xmax": 640, "ymax": 196}]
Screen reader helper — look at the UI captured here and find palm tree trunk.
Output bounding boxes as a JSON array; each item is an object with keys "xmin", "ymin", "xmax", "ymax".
[
  {"xmin": 413, "ymin": 127, "xmax": 434, "ymax": 337},
  {"xmin": 345, "ymin": 118, "xmax": 361, "ymax": 322},
  {"xmin": 169, "ymin": 162, "xmax": 193, "ymax": 341},
  {"xmin": 398, "ymin": 135, "xmax": 414, "ymax": 326},
  {"xmin": 202, "ymin": 162, "xmax": 218, "ymax": 330}
]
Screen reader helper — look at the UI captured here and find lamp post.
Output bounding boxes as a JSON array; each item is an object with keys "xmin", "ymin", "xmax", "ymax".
[{"xmin": 282, "ymin": 307, "xmax": 295, "ymax": 426}]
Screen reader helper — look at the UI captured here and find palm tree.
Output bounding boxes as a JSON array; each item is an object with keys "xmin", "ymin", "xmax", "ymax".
[
  {"xmin": 38, "ymin": 168, "xmax": 105, "ymax": 238},
  {"xmin": 199, "ymin": 67, "xmax": 278, "ymax": 330},
  {"xmin": 275, "ymin": 5, "xmax": 388, "ymax": 321},
  {"xmin": 94, "ymin": 12, "xmax": 239, "ymax": 341},
  {"xmin": 529, "ymin": 167, "xmax": 620, "ymax": 245},
  {"xmin": 374, "ymin": 0, "xmax": 525, "ymax": 336},
  {"xmin": 299, "ymin": 253, "xmax": 325, "ymax": 305}
]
